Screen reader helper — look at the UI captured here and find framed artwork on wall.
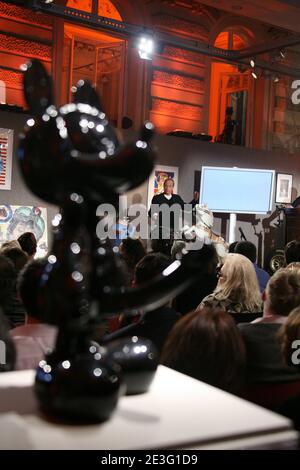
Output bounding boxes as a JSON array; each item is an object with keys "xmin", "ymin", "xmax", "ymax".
[
  {"xmin": 275, "ymin": 173, "xmax": 293, "ymax": 204},
  {"xmin": 147, "ymin": 165, "xmax": 179, "ymax": 208},
  {"xmin": 0, "ymin": 205, "xmax": 48, "ymax": 258},
  {"xmin": 0, "ymin": 128, "xmax": 13, "ymax": 190}
]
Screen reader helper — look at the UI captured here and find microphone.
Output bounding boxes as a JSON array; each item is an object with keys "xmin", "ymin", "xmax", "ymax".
[{"xmin": 239, "ymin": 227, "xmax": 247, "ymax": 241}]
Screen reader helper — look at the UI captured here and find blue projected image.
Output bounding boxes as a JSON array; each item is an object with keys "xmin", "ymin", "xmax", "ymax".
[{"xmin": 200, "ymin": 167, "xmax": 275, "ymax": 214}]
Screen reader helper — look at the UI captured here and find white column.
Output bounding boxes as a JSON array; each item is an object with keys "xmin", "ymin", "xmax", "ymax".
[{"xmin": 229, "ymin": 213, "xmax": 237, "ymax": 244}]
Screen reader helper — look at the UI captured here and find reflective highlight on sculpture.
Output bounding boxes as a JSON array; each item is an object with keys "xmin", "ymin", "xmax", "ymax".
[{"xmin": 18, "ymin": 59, "xmax": 212, "ymax": 422}]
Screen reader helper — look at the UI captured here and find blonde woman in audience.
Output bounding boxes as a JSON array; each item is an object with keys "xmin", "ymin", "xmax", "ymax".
[
  {"xmin": 286, "ymin": 262, "xmax": 300, "ymax": 271},
  {"xmin": 199, "ymin": 253, "xmax": 262, "ymax": 314}
]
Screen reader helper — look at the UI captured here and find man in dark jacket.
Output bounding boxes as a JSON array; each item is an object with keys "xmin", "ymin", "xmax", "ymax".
[{"xmin": 148, "ymin": 178, "xmax": 185, "ymax": 255}]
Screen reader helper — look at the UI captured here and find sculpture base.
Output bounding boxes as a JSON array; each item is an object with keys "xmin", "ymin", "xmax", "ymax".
[{"xmin": 35, "ymin": 348, "xmax": 124, "ymax": 424}]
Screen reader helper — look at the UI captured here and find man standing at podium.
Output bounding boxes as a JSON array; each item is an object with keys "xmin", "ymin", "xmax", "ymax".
[{"xmin": 148, "ymin": 178, "xmax": 185, "ymax": 254}]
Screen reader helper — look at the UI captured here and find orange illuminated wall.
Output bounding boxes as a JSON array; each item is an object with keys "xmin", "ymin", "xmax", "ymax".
[
  {"xmin": 67, "ymin": 0, "xmax": 91, "ymax": 12},
  {"xmin": 61, "ymin": 3, "xmax": 124, "ymax": 123},
  {"xmin": 0, "ymin": 1, "xmax": 53, "ymax": 108},
  {"xmin": 150, "ymin": 45, "xmax": 205, "ymax": 134},
  {"xmin": 148, "ymin": 5, "xmax": 213, "ymax": 134},
  {"xmin": 209, "ymin": 62, "xmax": 238, "ymax": 140},
  {"xmin": 0, "ymin": 0, "xmax": 122, "ymax": 109}
]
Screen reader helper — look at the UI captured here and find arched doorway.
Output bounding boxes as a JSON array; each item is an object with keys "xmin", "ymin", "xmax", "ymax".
[
  {"xmin": 61, "ymin": 0, "xmax": 125, "ymax": 126},
  {"xmin": 209, "ymin": 29, "xmax": 253, "ymax": 146}
]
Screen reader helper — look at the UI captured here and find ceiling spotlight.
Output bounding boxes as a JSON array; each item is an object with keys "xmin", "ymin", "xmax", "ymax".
[
  {"xmin": 274, "ymin": 76, "xmax": 280, "ymax": 83},
  {"xmin": 251, "ymin": 71, "xmax": 258, "ymax": 79},
  {"xmin": 279, "ymin": 49, "xmax": 286, "ymax": 59},
  {"xmin": 272, "ymin": 48, "xmax": 286, "ymax": 61},
  {"xmin": 250, "ymin": 59, "xmax": 255, "ymax": 68},
  {"xmin": 137, "ymin": 35, "xmax": 154, "ymax": 61}
]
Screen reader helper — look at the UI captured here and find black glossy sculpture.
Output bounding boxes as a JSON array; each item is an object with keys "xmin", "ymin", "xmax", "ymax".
[
  {"xmin": 105, "ymin": 337, "xmax": 159, "ymax": 395},
  {"xmin": 35, "ymin": 343, "xmax": 124, "ymax": 423},
  {"xmin": 18, "ymin": 60, "xmax": 212, "ymax": 423}
]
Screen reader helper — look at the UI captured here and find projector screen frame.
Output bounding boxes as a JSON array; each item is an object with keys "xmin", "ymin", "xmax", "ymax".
[{"xmin": 199, "ymin": 166, "xmax": 275, "ymax": 215}]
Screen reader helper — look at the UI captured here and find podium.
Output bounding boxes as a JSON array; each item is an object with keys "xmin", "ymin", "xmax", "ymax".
[{"xmin": 284, "ymin": 208, "xmax": 300, "ymax": 243}]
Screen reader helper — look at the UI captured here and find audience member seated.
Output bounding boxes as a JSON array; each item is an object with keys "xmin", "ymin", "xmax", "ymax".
[
  {"xmin": 102, "ymin": 253, "xmax": 181, "ymax": 354},
  {"xmin": 119, "ymin": 237, "xmax": 146, "ymax": 283},
  {"xmin": 1, "ymin": 247, "xmax": 28, "ymax": 272},
  {"xmin": 11, "ymin": 258, "xmax": 57, "ymax": 370},
  {"xmin": 0, "ymin": 309, "xmax": 15, "ymax": 372},
  {"xmin": 17, "ymin": 232, "xmax": 37, "ymax": 259},
  {"xmin": 228, "ymin": 241, "xmax": 238, "ymax": 253},
  {"xmin": 0, "ymin": 240, "xmax": 21, "ymax": 251},
  {"xmin": 285, "ymin": 240, "xmax": 300, "ymax": 265},
  {"xmin": 276, "ymin": 306, "xmax": 300, "ymax": 428},
  {"xmin": 234, "ymin": 241, "xmax": 269, "ymax": 293},
  {"xmin": 279, "ymin": 305, "xmax": 300, "ymax": 367},
  {"xmin": 0, "ymin": 255, "xmax": 26, "ymax": 327},
  {"xmin": 286, "ymin": 262, "xmax": 300, "ymax": 271},
  {"xmin": 199, "ymin": 253, "xmax": 262, "ymax": 314},
  {"xmin": 172, "ymin": 243, "xmax": 218, "ymax": 315},
  {"xmin": 161, "ymin": 307, "xmax": 246, "ymax": 394},
  {"xmin": 239, "ymin": 269, "xmax": 300, "ymax": 406},
  {"xmin": 151, "ymin": 237, "xmax": 173, "ymax": 257}
]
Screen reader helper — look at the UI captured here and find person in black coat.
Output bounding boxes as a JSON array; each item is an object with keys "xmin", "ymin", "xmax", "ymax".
[
  {"xmin": 148, "ymin": 178, "xmax": 185, "ymax": 255},
  {"xmin": 189, "ymin": 190, "xmax": 199, "ymax": 208}
]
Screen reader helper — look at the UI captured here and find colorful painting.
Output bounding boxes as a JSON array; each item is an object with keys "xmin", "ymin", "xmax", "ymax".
[
  {"xmin": 0, "ymin": 128, "xmax": 13, "ymax": 190},
  {"xmin": 0, "ymin": 205, "xmax": 48, "ymax": 258},
  {"xmin": 147, "ymin": 165, "xmax": 179, "ymax": 209}
]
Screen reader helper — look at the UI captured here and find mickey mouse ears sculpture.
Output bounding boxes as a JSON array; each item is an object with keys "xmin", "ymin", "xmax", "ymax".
[
  {"xmin": 18, "ymin": 60, "xmax": 214, "ymax": 422},
  {"xmin": 19, "ymin": 60, "xmax": 155, "ymax": 206}
]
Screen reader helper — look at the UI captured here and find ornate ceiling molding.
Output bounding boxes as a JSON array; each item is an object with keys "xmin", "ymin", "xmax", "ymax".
[
  {"xmin": 146, "ymin": 0, "xmax": 220, "ymax": 24},
  {"xmin": 0, "ymin": 1, "xmax": 52, "ymax": 27},
  {"xmin": 153, "ymin": 70, "xmax": 204, "ymax": 92},
  {"xmin": 0, "ymin": 32, "xmax": 52, "ymax": 61},
  {"xmin": 152, "ymin": 13, "xmax": 209, "ymax": 41},
  {"xmin": 4, "ymin": 1, "xmax": 300, "ymax": 77},
  {"xmin": 152, "ymin": 97, "xmax": 203, "ymax": 120},
  {"xmin": 162, "ymin": 45, "xmax": 205, "ymax": 65}
]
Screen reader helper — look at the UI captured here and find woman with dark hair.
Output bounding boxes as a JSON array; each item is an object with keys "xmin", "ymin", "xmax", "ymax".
[
  {"xmin": 279, "ymin": 305, "xmax": 300, "ymax": 367},
  {"xmin": 119, "ymin": 237, "xmax": 146, "ymax": 282},
  {"xmin": 18, "ymin": 232, "xmax": 37, "ymax": 258},
  {"xmin": 161, "ymin": 307, "xmax": 246, "ymax": 394},
  {"xmin": 276, "ymin": 307, "xmax": 300, "ymax": 429}
]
